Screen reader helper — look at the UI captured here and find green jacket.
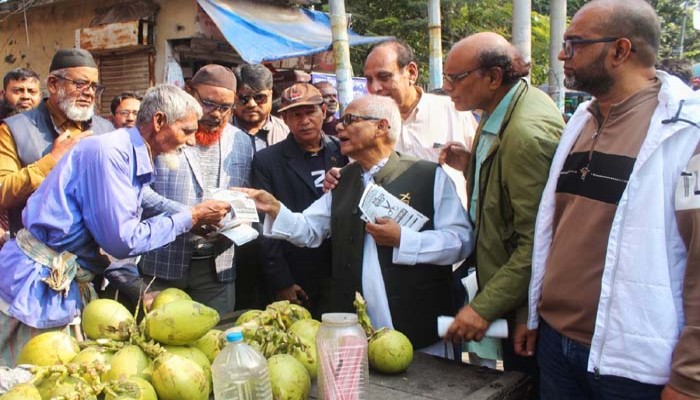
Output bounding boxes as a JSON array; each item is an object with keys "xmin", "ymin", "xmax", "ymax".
[{"xmin": 468, "ymin": 80, "xmax": 563, "ymax": 324}]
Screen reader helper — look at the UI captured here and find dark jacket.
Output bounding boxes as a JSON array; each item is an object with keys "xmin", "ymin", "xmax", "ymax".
[{"xmin": 252, "ymin": 133, "xmax": 348, "ymax": 316}]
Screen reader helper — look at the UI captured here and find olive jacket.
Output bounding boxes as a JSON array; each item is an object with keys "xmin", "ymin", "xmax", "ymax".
[{"xmin": 468, "ymin": 80, "xmax": 564, "ymax": 324}]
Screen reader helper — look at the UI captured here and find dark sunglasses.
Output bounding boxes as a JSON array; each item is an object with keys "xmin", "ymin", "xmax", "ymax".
[{"xmin": 237, "ymin": 93, "xmax": 269, "ymax": 105}]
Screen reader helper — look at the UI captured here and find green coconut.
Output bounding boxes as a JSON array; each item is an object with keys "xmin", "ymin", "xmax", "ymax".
[
  {"xmin": 234, "ymin": 309, "xmax": 262, "ymax": 326},
  {"xmin": 143, "ymin": 300, "xmax": 219, "ymax": 345},
  {"xmin": 81, "ymin": 298, "xmax": 134, "ymax": 341},
  {"xmin": 163, "ymin": 345, "xmax": 212, "ymax": 388},
  {"xmin": 268, "ymin": 354, "xmax": 310, "ymax": 400},
  {"xmin": 37, "ymin": 376, "xmax": 97, "ymax": 400},
  {"xmin": 368, "ymin": 328, "xmax": 413, "ymax": 374},
  {"xmin": 71, "ymin": 346, "xmax": 114, "ymax": 381},
  {"xmin": 105, "ymin": 377, "xmax": 157, "ymax": 400},
  {"xmin": 150, "ymin": 288, "xmax": 192, "ymax": 311},
  {"xmin": 16, "ymin": 331, "xmax": 79, "ymax": 366},
  {"xmin": 190, "ymin": 329, "xmax": 223, "ymax": 363},
  {"xmin": 151, "ymin": 353, "xmax": 209, "ymax": 400},
  {"xmin": 288, "ymin": 319, "xmax": 320, "ymax": 380},
  {"xmin": 104, "ymin": 345, "xmax": 152, "ymax": 383},
  {"xmin": 0, "ymin": 383, "xmax": 41, "ymax": 400}
]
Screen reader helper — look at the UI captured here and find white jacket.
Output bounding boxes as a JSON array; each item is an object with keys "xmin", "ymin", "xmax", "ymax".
[{"xmin": 528, "ymin": 72, "xmax": 700, "ymax": 385}]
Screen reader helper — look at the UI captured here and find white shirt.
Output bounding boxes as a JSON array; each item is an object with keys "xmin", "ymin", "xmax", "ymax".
[
  {"xmin": 263, "ymin": 165, "xmax": 474, "ymax": 331},
  {"xmin": 396, "ymin": 91, "xmax": 478, "ymax": 208}
]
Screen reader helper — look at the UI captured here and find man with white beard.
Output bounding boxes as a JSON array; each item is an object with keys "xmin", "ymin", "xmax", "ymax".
[
  {"xmin": 138, "ymin": 65, "xmax": 254, "ymax": 315},
  {"xmin": 0, "ymin": 84, "xmax": 232, "ymax": 366},
  {"xmin": 0, "ymin": 49, "xmax": 114, "ymax": 236}
]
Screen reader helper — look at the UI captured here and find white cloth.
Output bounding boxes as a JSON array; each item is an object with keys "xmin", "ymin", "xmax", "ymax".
[
  {"xmin": 264, "ymin": 166, "xmax": 473, "ymax": 332},
  {"xmin": 397, "ymin": 91, "xmax": 477, "ymax": 208},
  {"xmin": 528, "ymin": 72, "xmax": 700, "ymax": 385}
]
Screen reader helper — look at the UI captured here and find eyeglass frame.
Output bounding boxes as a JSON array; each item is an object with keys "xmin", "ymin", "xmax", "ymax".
[
  {"xmin": 340, "ymin": 113, "xmax": 385, "ymax": 127},
  {"xmin": 561, "ymin": 37, "xmax": 637, "ymax": 59},
  {"xmin": 237, "ymin": 93, "xmax": 269, "ymax": 105},
  {"xmin": 53, "ymin": 75, "xmax": 105, "ymax": 96},
  {"xmin": 115, "ymin": 109, "xmax": 139, "ymax": 117},
  {"xmin": 192, "ymin": 87, "xmax": 234, "ymax": 113},
  {"xmin": 443, "ymin": 67, "xmax": 483, "ymax": 84}
]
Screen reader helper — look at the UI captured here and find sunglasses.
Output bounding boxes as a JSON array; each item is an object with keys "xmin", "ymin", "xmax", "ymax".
[
  {"xmin": 340, "ymin": 114, "xmax": 383, "ymax": 127},
  {"xmin": 237, "ymin": 93, "xmax": 269, "ymax": 105}
]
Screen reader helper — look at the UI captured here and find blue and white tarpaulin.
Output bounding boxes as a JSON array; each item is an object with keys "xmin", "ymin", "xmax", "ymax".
[{"xmin": 197, "ymin": 0, "xmax": 393, "ymax": 64}]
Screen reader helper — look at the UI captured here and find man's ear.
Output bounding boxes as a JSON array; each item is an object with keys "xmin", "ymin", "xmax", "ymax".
[
  {"xmin": 321, "ymin": 104, "xmax": 327, "ymax": 120},
  {"xmin": 153, "ymin": 111, "xmax": 166, "ymax": 132},
  {"xmin": 46, "ymin": 76, "xmax": 59, "ymax": 95},
  {"xmin": 406, "ymin": 62, "xmax": 419, "ymax": 85},
  {"xmin": 486, "ymin": 67, "xmax": 504, "ymax": 90},
  {"xmin": 376, "ymin": 118, "xmax": 391, "ymax": 137}
]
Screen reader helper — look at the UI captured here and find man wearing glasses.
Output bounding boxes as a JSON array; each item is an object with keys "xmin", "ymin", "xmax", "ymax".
[
  {"xmin": 526, "ymin": 0, "xmax": 700, "ymax": 399},
  {"xmin": 252, "ymin": 83, "xmax": 348, "ymax": 318},
  {"xmin": 440, "ymin": 32, "xmax": 563, "ymax": 390},
  {"xmin": 110, "ymin": 91, "xmax": 142, "ymax": 129},
  {"xmin": 233, "ymin": 64, "xmax": 289, "ymax": 152},
  {"xmin": 0, "ymin": 49, "xmax": 114, "ymax": 237},
  {"xmin": 238, "ymin": 94, "xmax": 473, "ymax": 351},
  {"xmin": 138, "ymin": 64, "xmax": 253, "ymax": 315},
  {"xmin": 232, "ymin": 64, "xmax": 289, "ymax": 311}
]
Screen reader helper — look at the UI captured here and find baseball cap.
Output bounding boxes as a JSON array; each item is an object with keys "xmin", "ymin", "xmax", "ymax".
[{"xmin": 278, "ymin": 83, "xmax": 324, "ymax": 112}]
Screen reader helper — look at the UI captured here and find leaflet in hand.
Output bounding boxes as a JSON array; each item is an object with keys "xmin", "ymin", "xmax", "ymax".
[
  {"xmin": 358, "ymin": 183, "xmax": 429, "ymax": 231},
  {"xmin": 210, "ymin": 189, "xmax": 259, "ymax": 245}
]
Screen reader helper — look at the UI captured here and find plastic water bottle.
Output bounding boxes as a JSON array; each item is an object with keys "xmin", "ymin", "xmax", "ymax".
[{"xmin": 211, "ymin": 330, "xmax": 272, "ymax": 400}]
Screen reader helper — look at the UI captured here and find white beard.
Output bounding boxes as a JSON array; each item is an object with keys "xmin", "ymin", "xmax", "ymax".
[
  {"xmin": 57, "ymin": 87, "xmax": 94, "ymax": 122},
  {"xmin": 161, "ymin": 150, "xmax": 182, "ymax": 171}
]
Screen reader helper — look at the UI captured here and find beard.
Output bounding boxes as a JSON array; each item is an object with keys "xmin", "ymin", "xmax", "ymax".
[
  {"xmin": 161, "ymin": 148, "xmax": 183, "ymax": 171},
  {"xmin": 564, "ymin": 49, "xmax": 614, "ymax": 96},
  {"xmin": 57, "ymin": 87, "xmax": 94, "ymax": 122},
  {"xmin": 195, "ymin": 119, "xmax": 225, "ymax": 147}
]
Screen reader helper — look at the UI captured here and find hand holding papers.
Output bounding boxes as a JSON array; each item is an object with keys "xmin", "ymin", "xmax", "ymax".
[
  {"xmin": 209, "ymin": 189, "xmax": 260, "ymax": 245},
  {"xmin": 358, "ymin": 183, "xmax": 429, "ymax": 231}
]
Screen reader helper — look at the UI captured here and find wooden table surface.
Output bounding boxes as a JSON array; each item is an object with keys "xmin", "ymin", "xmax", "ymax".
[
  {"xmin": 309, "ymin": 351, "xmax": 530, "ymax": 400},
  {"xmin": 218, "ymin": 312, "xmax": 531, "ymax": 400}
]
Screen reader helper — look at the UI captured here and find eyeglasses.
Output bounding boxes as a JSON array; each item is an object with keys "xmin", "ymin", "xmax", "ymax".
[
  {"xmin": 193, "ymin": 88, "xmax": 234, "ymax": 113},
  {"xmin": 237, "ymin": 93, "xmax": 269, "ymax": 105},
  {"xmin": 561, "ymin": 37, "xmax": 637, "ymax": 59},
  {"xmin": 55, "ymin": 76, "xmax": 105, "ymax": 96},
  {"xmin": 340, "ymin": 114, "xmax": 382, "ymax": 127},
  {"xmin": 115, "ymin": 110, "xmax": 138, "ymax": 117},
  {"xmin": 443, "ymin": 67, "xmax": 482, "ymax": 84}
]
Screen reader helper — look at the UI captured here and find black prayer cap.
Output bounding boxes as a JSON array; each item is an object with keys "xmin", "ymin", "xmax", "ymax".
[{"xmin": 49, "ymin": 49, "xmax": 97, "ymax": 72}]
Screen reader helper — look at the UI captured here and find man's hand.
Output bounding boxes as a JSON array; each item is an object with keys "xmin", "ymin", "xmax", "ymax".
[
  {"xmin": 231, "ymin": 187, "xmax": 281, "ymax": 218},
  {"xmin": 366, "ymin": 217, "xmax": 401, "ymax": 247},
  {"xmin": 322, "ymin": 167, "xmax": 341, "ymax": 192},
  {"xmin": 661, "ymin": 386, "xmax": 700, "ymax": 400},
  {"xmin": 191, "ymin": 200, "xmax": 231, "ymax": 228},
  {"xmin": 438, "ymin": 141, "xmax": 470, "ymax": 172},
  {"xmin": 445, "ymin": 305, "xmax": 490, "ymax": 342},
  {"xmin": 275, "ymin": 284, "xmax": 309, "ymax": 305},
  {"xmin": 513, "ymin": 324, "xmax": 537, "ymax": 357},
  {"xmin": 142, "ymin": 290, "xmax": 160, "ymax": 312},
  {"xmin": 50, "ymin": 130, "xmax": 92, "ymax": 161}
]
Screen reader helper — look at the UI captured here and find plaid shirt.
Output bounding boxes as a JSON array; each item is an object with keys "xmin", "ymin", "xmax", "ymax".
[{"xmin": 139, "ymin": 124, "xmax": 253, "ymax": 282}]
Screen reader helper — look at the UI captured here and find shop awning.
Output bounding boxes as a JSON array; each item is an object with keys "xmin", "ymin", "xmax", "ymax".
[{"xmin": 196, "ymin": 0, "xmax": 393, "ymax": 64}]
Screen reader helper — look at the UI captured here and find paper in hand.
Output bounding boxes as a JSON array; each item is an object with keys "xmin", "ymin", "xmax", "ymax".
[
  {"xmin": 209, "ymin": 189, "xmax": 259, "ymax": 245},
  {"xmin": 358, "ymin": 183, "xmax": 429, "ymax": 231}
]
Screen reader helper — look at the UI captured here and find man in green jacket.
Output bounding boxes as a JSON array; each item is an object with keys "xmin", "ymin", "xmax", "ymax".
[{"xmin": 440, "ymin": 32, "xmax": 564, "ymax": 386}]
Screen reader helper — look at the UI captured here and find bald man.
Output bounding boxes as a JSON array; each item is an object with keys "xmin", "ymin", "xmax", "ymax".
[
  {"xmin": 440, "ymin": 32, "xmax": 563, "ymax": 386},
  {"xmin": 524, "ymin": 1, "xmax": 700, "ymax": 399}
]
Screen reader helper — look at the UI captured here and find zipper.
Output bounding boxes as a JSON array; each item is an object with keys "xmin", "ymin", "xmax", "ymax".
[{"xmin": 594, "ymin": 192, "xmax": 629, "ymax": 376}]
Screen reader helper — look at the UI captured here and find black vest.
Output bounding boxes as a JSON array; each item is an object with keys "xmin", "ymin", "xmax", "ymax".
[
  {"xmin": 4, "ymin": 101, "xmax": 114, "ymax": 235},
  {"xmin": 330, "ymin": 152, "xmax": 454, "ymax": 349}
]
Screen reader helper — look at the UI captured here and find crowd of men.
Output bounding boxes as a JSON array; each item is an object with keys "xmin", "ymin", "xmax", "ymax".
[{"xmin": 0, "ymin": 0, "xmax": 698, "ymax": 398}]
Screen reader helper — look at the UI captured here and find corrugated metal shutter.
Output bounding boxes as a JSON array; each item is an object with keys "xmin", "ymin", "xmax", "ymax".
[{"xmin": 97, "ymin": 51, "xmax": 153, "ymax": 116}]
